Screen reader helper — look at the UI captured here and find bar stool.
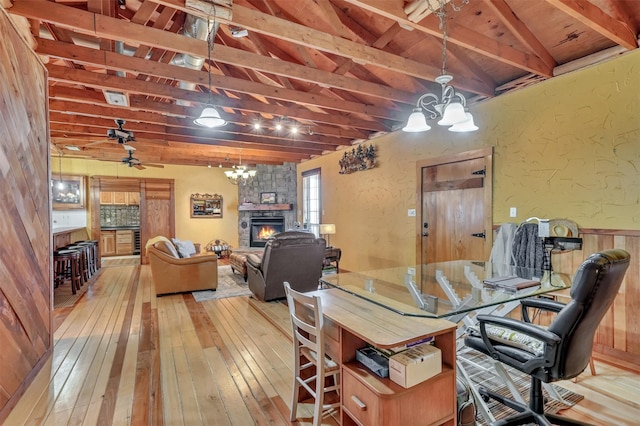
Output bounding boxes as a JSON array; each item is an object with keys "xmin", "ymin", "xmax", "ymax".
[
  {"xmin": 76, "ymin": 240, "xmax": 99, "ymax": 276},
  {"xmin": 284, "ymin": 281, "xmax": 340, "ymax": 426},
  {"xmin": 66, "ymin": 244, "xmax": 90, "ymax": 283},
  {"xmin": 53, "ymin": 249, "xmax": 82, "ymax": 294}
]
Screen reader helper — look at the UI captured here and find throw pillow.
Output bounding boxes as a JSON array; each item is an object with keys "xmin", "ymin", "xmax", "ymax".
[
  {"xmin": 470, "ymin": 324, "xmax": 544, "ymax": 356},
  {"xmin": 174, "ymin": 240, "xmax": 197, "ymax": 258}
]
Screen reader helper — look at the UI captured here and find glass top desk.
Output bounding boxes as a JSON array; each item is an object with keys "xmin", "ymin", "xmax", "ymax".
[{"xmin": 319, "ymin": 261, "xmax": 571, "ymax": 319}]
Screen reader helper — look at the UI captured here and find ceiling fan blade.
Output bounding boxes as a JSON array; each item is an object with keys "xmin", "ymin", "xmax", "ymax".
[
  {"xmin": 143, "ymin": 163, "xmax": 164, "ymax": 168},
  {"xmin": 133, "ymin": 164, "xmax": 145, "ymax": 170}
]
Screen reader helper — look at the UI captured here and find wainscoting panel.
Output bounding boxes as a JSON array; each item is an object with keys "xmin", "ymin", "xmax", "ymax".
[{"xmin": 551, "ymin": 230, "xmax": 640, "ymax": 370}]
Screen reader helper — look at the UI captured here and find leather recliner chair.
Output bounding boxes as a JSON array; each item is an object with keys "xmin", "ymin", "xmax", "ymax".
[
  {"xmin": 147, "ymin": 237, "xmax": 218, "ymax": 296},
  {"xmin": 246, "ymin": 231, "xmax": 326, "ymax": 302}
]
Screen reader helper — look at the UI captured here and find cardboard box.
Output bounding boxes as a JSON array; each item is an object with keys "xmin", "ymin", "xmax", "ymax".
[{"xmin": 389, "ymin": 343, "xmax": 441, "ymax": 388}]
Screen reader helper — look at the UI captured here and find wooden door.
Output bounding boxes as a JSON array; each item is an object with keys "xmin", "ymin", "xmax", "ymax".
[
  {"xmin": 140, "ymin": 180, "xmax": 175, "ymax": 264},
  {"xmin": 418, "ymin": 149, "xmax": 492, "ymax": 264}
]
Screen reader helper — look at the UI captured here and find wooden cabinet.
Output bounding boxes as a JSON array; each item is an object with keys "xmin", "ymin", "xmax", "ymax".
[
  {"xmin": 127, "ymin": 192, "xmax": 139, "ymax": 205},
  {"xmin": 100, "ymin": 191, "xmax": 140, "ymax": 205},
  {"xmin": 100, "ymin": 231, "xmax": 116, "ymax": 256},
  {"xmin": 116, "ymin": 230, "xmax": 133, "ymax": 255},
  {"xmin": 100, "ymin": 192, "xmax": 114, "ymax": 205},
  {"xmin": 113, "ymin": 192, "xmax": 127, "ymax": 205},
  {"xmin": 100, "ymin": 230, "xmax": 135, "ymax": 257}
]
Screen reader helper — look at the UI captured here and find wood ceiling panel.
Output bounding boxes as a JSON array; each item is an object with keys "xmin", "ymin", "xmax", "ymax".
[{"xmin": 4, "ymin": 0, "xmax": 638, "ymax": 167}]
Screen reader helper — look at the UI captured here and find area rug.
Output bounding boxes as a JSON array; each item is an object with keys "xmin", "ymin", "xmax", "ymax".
[
  {"xmin": 458, "ymin": 348, "xmax": 584, "ymax": 425},
  {"xmin": 192, "ymin": 265, "xmax": 251, "ymax": 302},
  {"xmin": 54, "ymin": 280, "xmax": 90, "ymax": 309}
]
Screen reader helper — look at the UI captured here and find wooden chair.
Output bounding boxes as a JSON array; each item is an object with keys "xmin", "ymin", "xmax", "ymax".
[{"xmin": 284, "ymin": 282, "xmax": 340, "ymax": 426}]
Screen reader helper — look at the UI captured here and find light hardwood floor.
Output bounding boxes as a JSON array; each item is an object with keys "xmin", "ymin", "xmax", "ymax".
[{"xmin": 6, "ymin": 262, "xmax": 639, "ymax": 425}]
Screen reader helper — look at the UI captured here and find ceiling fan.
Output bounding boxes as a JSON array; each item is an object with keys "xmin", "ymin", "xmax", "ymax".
[
  {"xmin": 121, "ymin": 149, "xmax": 164, "ymax": 170},
  {"xmin": 86, "ymin": 119, "xmax": 135, "ymax": 147}
]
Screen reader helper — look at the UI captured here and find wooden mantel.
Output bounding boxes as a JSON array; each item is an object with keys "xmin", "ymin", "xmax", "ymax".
[{"xmin": 238, "ymin": 203, "xmax": 292, "ymax": 211}]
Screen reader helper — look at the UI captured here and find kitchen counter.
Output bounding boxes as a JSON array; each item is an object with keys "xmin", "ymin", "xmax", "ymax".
[
  {"xmin": 100, "ymin": 225, "xmax": 140, "ymax": 230},
  {"xmin": 53, "ymin": 226, "xmax": 87, "ymax": 235},
  {"xmin": 52, "ymin": 226, "xmax": 88, "ymax": 250}
]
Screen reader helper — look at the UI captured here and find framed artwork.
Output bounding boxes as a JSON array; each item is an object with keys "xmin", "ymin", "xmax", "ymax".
[
  {"xmin": 260, "ymin": 192, "xmax": 277, "ymax": 204},
  {"xmin": 52, "ymin": 175, "xmax": 86, "ymax": 210},
  {"xmin": 190, "ymin": 193, "xmax": 223, "ymax": 218}
]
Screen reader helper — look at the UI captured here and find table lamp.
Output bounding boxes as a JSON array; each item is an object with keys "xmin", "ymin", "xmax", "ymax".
[{"xmin": 319, "ymin": 223, "xmax": 336, "ymax": 247}]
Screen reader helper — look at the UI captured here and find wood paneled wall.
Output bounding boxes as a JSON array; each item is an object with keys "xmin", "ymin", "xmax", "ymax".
[
  {"xmin": 550, "ymin": 229, "xmax": 640, "ymax": 370},
  {"xmin": 0, "ymin": 9, "xmax": 51, "ymax": 423}
]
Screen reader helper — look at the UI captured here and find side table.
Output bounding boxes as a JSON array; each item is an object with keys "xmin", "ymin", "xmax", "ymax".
[{"xmin": 323, "ymin": 246, "xmax": 341, "ymax": 273}]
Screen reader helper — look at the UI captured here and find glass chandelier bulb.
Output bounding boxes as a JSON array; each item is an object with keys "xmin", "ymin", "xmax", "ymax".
[
  {"xmin": 402, "ymin": 108, "xmax": 431, "ymax": 132},
  {"xmin": 448, "ymin": 113, "xmax": 478, "ymax": 132},
  {"xmin": 437, "ymin": 102, "xmax": 467, "ymax": 126}
]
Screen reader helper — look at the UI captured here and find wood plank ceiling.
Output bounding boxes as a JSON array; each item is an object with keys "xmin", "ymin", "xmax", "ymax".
[{"xmin": 5, "ymin": 0, "xmax": 640, "ymax": 168}]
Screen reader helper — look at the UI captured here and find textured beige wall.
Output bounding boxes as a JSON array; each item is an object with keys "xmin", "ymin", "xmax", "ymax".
[
  {"xmin": 55, "ymin": 158, "xmax": 240, "ymax": 248},
  {"xmin": 299, "ymin": 49, "xmax": 640, "ymax": 272}
]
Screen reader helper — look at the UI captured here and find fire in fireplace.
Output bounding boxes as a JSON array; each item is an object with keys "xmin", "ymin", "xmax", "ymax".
[{"xmin": 250, "ymin": 216, "xmax": 285, "ymax": 247}]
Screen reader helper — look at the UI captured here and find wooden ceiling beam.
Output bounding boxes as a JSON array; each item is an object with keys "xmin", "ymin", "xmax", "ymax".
[
  {"xmin": 48, "ymin": 101, "xmax": 343, "ymax": 152},
  {"xmin": 150, "ymin": 0, "xmax": 492, "ymax": 95},
  {"xmin": 11, "ymin": 2, "xmax": 418, "ymax": 107},
  {"xmin": 485, "ymin": 0, "xmax": 557, "ymax": 70},
  {"xmin": 35, "ymin": 37, "xmax": 401, "ymax": 124},
  {"xmin": 42, "ymin": 57, "xmax": 382, "ymax": 135},
  {"xmin": 339, "ymin": 0, "xmax": 553, "ymax": 77},
  {"xmin": 51, "ymin": 132, "xmax": 311, "ymax": 162},
  {"xmin": 545, "ymin": 0, "xmax": 638, "ymax": 50},
  {"xmin": 49, "ymin": 73, "xmax": 370, "ymax": 140},
  {"xmin": 225, "ymin": 4, "xmax": 494, "ymax": 96}
]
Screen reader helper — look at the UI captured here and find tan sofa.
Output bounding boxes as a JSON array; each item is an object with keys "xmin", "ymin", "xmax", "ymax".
[{"xmin": 146, "ymin": 237, "xmax": 218, "ymax": 296}]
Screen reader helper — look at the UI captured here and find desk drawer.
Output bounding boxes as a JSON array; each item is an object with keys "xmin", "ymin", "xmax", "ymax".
[{"xmin": 342, "ymin": 367, "xmax": 380, "ymax": 426}]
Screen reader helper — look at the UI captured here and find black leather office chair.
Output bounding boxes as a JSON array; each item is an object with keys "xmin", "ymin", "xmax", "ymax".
[{"xmin": 464, "ymin": 249, "xmax": 630, "ymax": 426}]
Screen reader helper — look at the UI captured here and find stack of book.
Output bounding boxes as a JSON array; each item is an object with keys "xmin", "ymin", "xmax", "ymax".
[{"xmin": 483, "ymin": 275, "xmax": 540, "ymax": 292}]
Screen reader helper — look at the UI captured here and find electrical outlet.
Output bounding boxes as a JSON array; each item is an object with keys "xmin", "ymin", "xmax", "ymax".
[
  {"xmin": 408, "ymin": 209, "xmax": 416, "ymax": 217},
  {"xmin": 407, "ymin": 267, "xmax": 416, "ymax": 275},
  {"xmin": 510, "ymin": 207, "xmax": 517, "ymax": 217}
]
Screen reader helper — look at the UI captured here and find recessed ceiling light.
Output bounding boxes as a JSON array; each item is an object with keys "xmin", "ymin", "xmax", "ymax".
[{"xmin": 65, "ymin": 145, "xmax": 80, "ymax": 151}]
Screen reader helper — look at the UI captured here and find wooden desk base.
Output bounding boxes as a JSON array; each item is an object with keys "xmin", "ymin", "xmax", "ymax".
[{"xmin": 310, "ymin": 289, "xmax": 457, "ymax": 426}]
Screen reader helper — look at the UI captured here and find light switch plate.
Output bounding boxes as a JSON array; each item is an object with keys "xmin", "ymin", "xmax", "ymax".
[
  {"xmin": 510, "ymin": 207, "xmax": 517, "ymax": 217},
  {"xmin": 408, "ymin": 209, "xmax": 416, "ymax": 217}
]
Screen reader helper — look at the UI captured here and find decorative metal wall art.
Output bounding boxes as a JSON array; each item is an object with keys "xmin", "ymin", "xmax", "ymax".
[{"xmin": 338, "ymin": 144, "xmax": 376, "ymax": 175}]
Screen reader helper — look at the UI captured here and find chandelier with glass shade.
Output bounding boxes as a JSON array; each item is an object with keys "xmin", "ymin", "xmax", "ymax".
[
  {"xmin": 403, "ymin": 0, "xmax": 477, "ymax": 133},
  {"xmin": 224, "ymin": 151, "xmax": 256, "ymax": 185}
]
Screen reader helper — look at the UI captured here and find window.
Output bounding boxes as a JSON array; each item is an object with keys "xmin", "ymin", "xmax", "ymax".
[{"xmin": 302, "ymin": 168, "xmax": 321, "ymax": 237}]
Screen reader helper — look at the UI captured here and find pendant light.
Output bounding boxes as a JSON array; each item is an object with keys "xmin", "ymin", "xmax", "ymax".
[{"xmin": 194, "ymin": 13, "xmax": 226, "ymax": 128}]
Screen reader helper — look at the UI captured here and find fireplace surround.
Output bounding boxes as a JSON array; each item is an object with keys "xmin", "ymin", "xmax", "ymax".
[{"xmin": 250, "ymin": 216, "xmax": 285, "ymax": 247}]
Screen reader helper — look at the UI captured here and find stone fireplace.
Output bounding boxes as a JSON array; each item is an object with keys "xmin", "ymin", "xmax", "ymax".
[{"xmin": 237, "ymin": 163, "xmax": 297, "ymax": 247}]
